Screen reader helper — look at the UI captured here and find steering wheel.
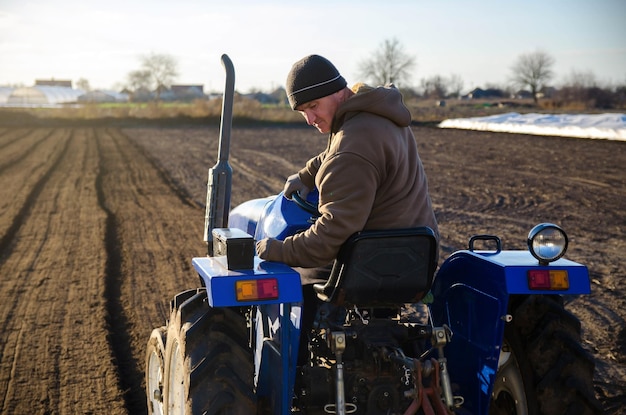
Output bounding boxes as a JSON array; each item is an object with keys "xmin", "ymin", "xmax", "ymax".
[{"xmin": 291, "ymin": 191, "xmax": 321, "ymax": 217}]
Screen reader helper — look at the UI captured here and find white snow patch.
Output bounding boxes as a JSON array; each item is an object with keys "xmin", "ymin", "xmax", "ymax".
[{"xmin": 438, "ymin": 112, "xmax": 626, "ymax": 141}]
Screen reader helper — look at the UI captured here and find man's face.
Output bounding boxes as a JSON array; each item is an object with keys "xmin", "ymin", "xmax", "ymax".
[{"xmin": 296, "ymin": 92, "xmax": 342, "ymax": 134}]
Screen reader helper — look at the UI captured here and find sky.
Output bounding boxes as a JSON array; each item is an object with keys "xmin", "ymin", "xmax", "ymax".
[{"xmin": 0, "ymin": 0, "xmax": 624, "ymax": 94}]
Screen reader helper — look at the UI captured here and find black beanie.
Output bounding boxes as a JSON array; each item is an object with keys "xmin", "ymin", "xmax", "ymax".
[{"xmin": 286, "ymin": 55, "xmax": 347, "ymax": 110}]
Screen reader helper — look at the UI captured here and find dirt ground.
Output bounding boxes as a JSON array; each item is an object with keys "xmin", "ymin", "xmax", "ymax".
[{"xmin": 0, "ymin": 123, "xmax": 623, "ymax": 414}]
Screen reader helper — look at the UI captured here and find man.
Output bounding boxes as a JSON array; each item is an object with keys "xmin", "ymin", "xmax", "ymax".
[{"xmin": 256, "ymin": 54, "xmax": 438, "ymax": 281}]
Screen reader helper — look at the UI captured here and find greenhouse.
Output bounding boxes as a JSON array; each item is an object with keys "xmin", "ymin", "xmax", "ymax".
[
  {"xmin": 0, "ymin": 87, "xmax": 15, "ymax": 105},
  {"xmin": 6, "ymin": 86, "xmax": 84, "ymax": 106}
]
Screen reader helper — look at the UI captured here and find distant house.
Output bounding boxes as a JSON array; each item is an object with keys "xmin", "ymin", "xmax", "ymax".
[
  {"xmin": 513, "ymin": 90, "xmax": 534, "ymax": 99},
  {"xmin": 511, "ymin": 87, "xmax": 555, "ymax": 100},
  {"xmin": 537, "ymin": 86, "xmax": 556, "ymax": 99},
  {"xmin": 244, "ymin": 91, "xmax": 281, "ymax": 104},
  {"xmin": 128, "ymin": 87, "xmax": 154, "ymax": 102},
  {"xmin": 160, "ymin": 85, "xmax": 205, "ymax": 101},
  {"xmin": 172, "ymin": 85, "xmax": 204, "ymax": 96},
  {"xmin": 462, "ymin": 87, "xmax": 505, "ymax": 100},
  {"xmin": 35, "ymin": 79, "xmax": 73, "ymax": 88}
]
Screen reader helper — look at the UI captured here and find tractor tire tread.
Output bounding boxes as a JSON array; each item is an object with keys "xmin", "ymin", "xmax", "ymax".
[
  {"xmin": 513, "ymin": 295, "xmax": 602, "ymax": 415},
  {"xmin": 165, "ymin": 289, "xmax": 254, "ymax": 414}
]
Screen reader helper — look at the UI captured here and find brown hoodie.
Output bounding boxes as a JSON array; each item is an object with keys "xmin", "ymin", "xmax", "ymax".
[{"xmin": 266, "ymin": 84, "xmax": 438, "ymax": 268}]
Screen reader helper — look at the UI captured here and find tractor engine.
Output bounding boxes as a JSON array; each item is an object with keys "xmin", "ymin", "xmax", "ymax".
[{"xmin": 298, "ymin": 306, "xmax": 434, "ymax": 414}]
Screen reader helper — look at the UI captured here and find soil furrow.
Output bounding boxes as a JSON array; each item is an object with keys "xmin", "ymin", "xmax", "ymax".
[
  {"xmin": 0, "ymin": 129, "xmax": 73, "ymax": 411},
  {"xmin": 0, "ymin": 323, "xmax": 23, "ymax": 414},
  {"xmin": 95, "ymin": 129, "xmax": 148, "ymax": 415},
  {"xmin": 0, "ymin": 129, "xmax": 70, "ymax": 243},
  {"xmin": 0, "ymin": 129, "xmax": 55, "ymax": 174},
  {"xmin": 0, "ymin": 130, "xmax": 72, "ymax": 264},
  {"xmin": 0, "ymin": 128, "xmax": 124, "ymax": 415},
  {"xmin": 0, "ymin": 128, "xmax": 33, "ymax": 151},
  {"xmin": 94, "ymin": 128, "xmax": 205, "ymax": 414},
  {"xmin": 117, "ymin": 128, "xmax": 200, "ymax": 209}
]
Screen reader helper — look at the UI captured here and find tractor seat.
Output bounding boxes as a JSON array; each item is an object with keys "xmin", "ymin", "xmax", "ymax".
[{"xmin": 313, "ymin": 227, "xmax": 438, "ymax": 306}]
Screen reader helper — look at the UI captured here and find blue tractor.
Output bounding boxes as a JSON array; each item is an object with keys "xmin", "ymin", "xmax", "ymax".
[{"xmin": 145, "ymin": 55, "xmax": 601, "ymax": 415}]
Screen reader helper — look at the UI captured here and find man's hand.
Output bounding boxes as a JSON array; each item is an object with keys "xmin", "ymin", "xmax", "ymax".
[
  {"xmin": 283, "ymin": 173, "xmax": 310, "ymax": 200},
  {"xmin": 256, "ymin": 237, "xmax": 278, "ymax": 261}
]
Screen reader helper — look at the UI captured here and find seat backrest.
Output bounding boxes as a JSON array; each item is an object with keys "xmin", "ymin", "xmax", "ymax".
[{"xmin": 313, "ymin": 227, "xmax": 438, "ymax": 306}]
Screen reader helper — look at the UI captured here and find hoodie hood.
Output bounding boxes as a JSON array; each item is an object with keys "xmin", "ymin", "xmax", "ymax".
[{"xmin": 334, "ymin": 83, "xmax": 412, "ymax": 130}]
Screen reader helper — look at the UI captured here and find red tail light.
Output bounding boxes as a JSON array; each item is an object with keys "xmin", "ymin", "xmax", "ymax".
[
  {"xmin": 528, "ymin": 270, "xmax": 569, "ymax": 290},
  {"xmin": 236, "ymin": 278, "xmax": 279, "ymax": 301}
]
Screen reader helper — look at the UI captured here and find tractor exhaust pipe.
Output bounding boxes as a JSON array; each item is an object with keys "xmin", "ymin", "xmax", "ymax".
[{"xmin": 203, "ymin": 54, "xmax": 235, "ymax": 255}]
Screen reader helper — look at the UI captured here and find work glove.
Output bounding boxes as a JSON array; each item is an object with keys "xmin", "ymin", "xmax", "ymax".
[
  {"xmin": 283, "ymin": 173, "xmax": 310, "ymax": 200},
  {"xmin": 256, "ymin": 237, "xmax": 281, "ymax": 262}
]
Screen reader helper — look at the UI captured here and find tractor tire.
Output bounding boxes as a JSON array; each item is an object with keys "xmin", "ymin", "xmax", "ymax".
[
  {"xmin": 491, "ymin": 295, "xmax": 601, "ymax": 415},
  {"xmin": 162, "ymin": 288, "xmax": 255, "ymax": 415},
  {"xmin": 146, "ymin": 326, "xmax": 167, "ymax": 415}
]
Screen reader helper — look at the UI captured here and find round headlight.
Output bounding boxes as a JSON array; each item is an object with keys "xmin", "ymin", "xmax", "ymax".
[{"xmin": 527, "ymin": 223, "xmax": 568, "ymax": 265}]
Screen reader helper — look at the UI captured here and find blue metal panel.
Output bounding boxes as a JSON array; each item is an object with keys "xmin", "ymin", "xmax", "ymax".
[
  {"xmin": 254, "ymin": 190, "xmax": 318, "ymax": 241},
  {"xmin": 227, "ymin": 191, "xmax": 318, "ymax": 241},
  {"xmin": 192, "ymin": 256, "xmax": 303, "ymax": 306},
  {"xmin": 255, "ymin": 303, "xmax": 301, "ymax": 415},
  {"xmin": 431, "ymin": 252, "xmax": 509, "ymax": 414},
  {"xmin": 228, "ymin": 196, "xmax": 274, "ymax": 236}
]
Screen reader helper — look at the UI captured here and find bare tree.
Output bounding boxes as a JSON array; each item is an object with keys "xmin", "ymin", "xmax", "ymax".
[
  {"xmin": 420, "ymin": 75, "xmax": 448, "ymax": 99},
  {"xmin": 76, "ymin": 78, "xmax": 91, "ymax": 92},
  {"xmin": 510, "ymin": 50, "xmax": 555, "ymax": 104},
  {"xmin": 126, "ymin": 69, "xmax": 153, "ymax": 101},
  {"xmin": 447, "ymin": 74, "xmax": 465, "ymax": 98},
  {"xmin": 127, "ymin": 70, "xmax": 152, "ymax": 90},
  {"xmin": 358, "ymin": 38, "xmax": 416, "ymax": 87},
  {"xmin": 558, "ymin": 69, "xmax": 618, "ymax": 109},
  {"xmin": 419, "ymin": 74, "xmax": 465, "ymax": 99},
  {"xmin": 139, "ymin": 52, "xmax": 179, "ymax": 100},
  {"xmin": 564, "ymin": 70, "xmax": 599, "ymax": 91},
  {"xmin": 558, "ymin": 70, "xmax": 597, "ymax": 103}
]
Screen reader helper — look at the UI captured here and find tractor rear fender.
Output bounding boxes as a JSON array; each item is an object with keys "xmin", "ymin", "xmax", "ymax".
[
  {"xmin": 191, "ymin": 256, "xmax": 302, "ymax": 307},
  {"xmin": 429, "ymin": 249, "xmax": 591, "ymax": 414}
]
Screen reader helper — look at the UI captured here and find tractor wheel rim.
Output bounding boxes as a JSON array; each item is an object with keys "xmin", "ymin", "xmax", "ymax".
[
  {"xmin": 491, "ymin": 341, "xmax": 529, "ymax": 414},
  {"xmin": 167, "ymin": 340, "xmax": 185, "ymax": 415},
  {"xmin": 147, "ymin": 350, "xmax": 164, "ymax": 415}
]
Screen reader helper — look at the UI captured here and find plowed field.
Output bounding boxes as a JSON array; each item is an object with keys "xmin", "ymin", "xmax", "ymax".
[{"xmin": 0, "ymin": 124, "xmax": 624, "ymax": 414}]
